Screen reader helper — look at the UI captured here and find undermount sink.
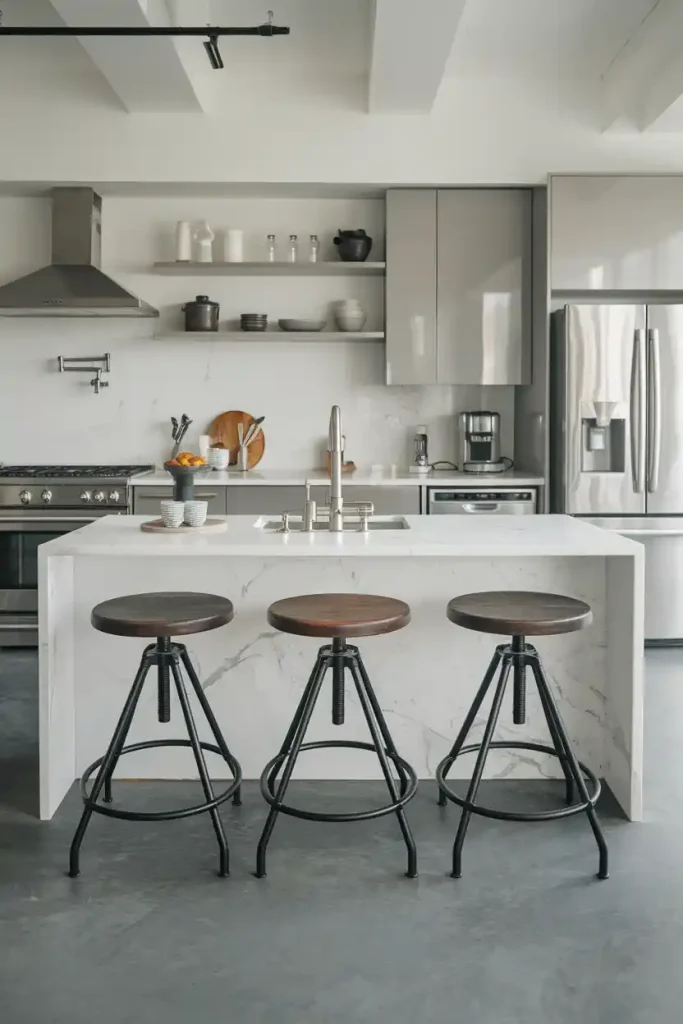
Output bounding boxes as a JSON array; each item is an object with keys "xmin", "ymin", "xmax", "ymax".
[{"xmin": 255, "ymin": 516, "xmax": 411, "ymax": 533}]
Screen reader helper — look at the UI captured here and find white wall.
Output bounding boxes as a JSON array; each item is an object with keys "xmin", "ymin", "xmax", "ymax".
[{"xmin": 0, "ymin": 195, "xmax": 513, "ymax": 468}]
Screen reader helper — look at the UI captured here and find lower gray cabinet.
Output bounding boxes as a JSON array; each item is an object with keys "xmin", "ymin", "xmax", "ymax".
[
  {"xmin": 134, "ymin": 486, "xmax": 227, "ymax": 516},
  {"xmin": 342, "ymin": 486, "xmax": 420, "ymax": 515},
  {"xmin": 135, "ymin": 485, "xmax": 421, "ymax": 517},
  {"xmin": 226, "ymin": 486, "xmax": 310, "ymax": 515}
]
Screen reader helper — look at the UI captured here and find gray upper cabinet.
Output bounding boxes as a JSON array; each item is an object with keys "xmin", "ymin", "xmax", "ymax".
[
  {"xmin": 385, "ymin": 188, "xmax": 531, "ymax": 385},
  {"xmin": 551, "ymin": 175, "xmax": 683, "ymax": 291},
  {"xmin": 437, "ymin": 189, "xmax": 531, "ymax": 385},
  {"xmin": 385, "ymin": 190, "xmax": 437, "ymax": 385}
]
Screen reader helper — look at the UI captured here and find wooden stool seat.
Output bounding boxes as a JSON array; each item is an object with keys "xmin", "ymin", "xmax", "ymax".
[
  {"xmin": 267, "ymin": 593, "xmax": 410, "ymax": 639},
  {"xmin": 447, "ymin": 591, "xmax": 592, "ymax": 637},
  {"xmin": 91, "ymin": 592, "xmax": 234, "ymax": 638}
]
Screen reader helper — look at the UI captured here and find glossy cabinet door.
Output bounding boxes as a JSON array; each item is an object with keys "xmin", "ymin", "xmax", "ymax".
[
  {"xmin": 437, "ymin": 189, "xmax": 531, "ymax": 385},
  {"xmin": 551, "ymin": 176, "xmax": 683, "ymax": 291},
  {"xmin": 385, "ymin": 189, "xmax": 437, "ymax": 385}
]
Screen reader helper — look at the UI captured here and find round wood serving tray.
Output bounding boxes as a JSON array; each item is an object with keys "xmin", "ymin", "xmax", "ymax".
[
  {"xmin": 141, "ymin": 518, "xmax": 228, "ymax": 535},
  {"xmin": 207, "ymin": 410, "xmax": 265, "ymax": 469}
]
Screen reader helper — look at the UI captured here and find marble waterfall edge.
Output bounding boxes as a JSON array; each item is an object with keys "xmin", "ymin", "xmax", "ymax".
[{"xmin": 39, "ymin": 515, "xmax": 644, "ymax": 821}]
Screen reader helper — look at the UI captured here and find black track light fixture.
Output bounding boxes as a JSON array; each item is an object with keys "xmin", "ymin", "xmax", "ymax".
[
  {"xmin": 0, "ymin": 10, "xmax": 290, "ymax": 73},
  {"xmin": 203, "ymin": 33, "xmax": 224, "ymax": 70}
]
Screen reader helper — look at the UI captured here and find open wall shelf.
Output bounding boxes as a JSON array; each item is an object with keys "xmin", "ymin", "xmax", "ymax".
[
  {"xmin": 153, "ymin": 261, "xmax": 386, "ymax": 275},
  {"xmin": 158, "ymin": 330, "xmax": 384, "ymax": 342}
]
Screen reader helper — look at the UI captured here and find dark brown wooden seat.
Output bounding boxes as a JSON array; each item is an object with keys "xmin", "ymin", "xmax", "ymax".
[
  {"xmin": 447, "ymin": 591, "xmax": 592, "ymax": 637},
  {"xmin": 267, "ymin": 593, "xmax": 410, "ymax": 639},
  {"xmin": 91, "ymin": 592, "xmax": 234, "ymax": 638}
]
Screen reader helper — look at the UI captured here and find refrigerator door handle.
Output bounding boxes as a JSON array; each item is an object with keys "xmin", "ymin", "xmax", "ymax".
[
  {"xmin": 647, "ymin": 327, "xmax": 662, "ymax": 493},
  {"xmin": 630, "ymin": 328, "xmax": 646, "ymax": 493}
]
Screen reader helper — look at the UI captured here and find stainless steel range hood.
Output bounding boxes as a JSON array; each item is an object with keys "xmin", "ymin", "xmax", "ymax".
[{"xmin": 0, "ymin": 188, "xmax": 158, "ymax": 318}]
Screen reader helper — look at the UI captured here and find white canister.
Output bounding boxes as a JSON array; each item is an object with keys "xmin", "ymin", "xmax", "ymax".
[
  {"xmin": 194, "ymin": 221, "xmax": 214, "ymax": 263},
  {"xmin": 224, "ymin": 228, "xmax": 244, "ymax": 263},
  {"xmin": 175, "ymin": 221, "xmax": 192, "ymax": 262}
]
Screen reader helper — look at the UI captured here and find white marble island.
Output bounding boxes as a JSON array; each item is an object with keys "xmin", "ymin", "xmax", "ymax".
[{"xmin": 39, "ymin": 515, "xmax": 644, "ymax": 822}]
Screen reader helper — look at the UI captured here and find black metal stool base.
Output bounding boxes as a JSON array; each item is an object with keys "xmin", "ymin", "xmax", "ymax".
[
  {"xmin": 436, "ymin": 641, "xmax": 609, "ymax": 881},
  {"xmin": 68, "ymin": 639, "xmax": 243, "ymax": 879},
  {"xmin": 255, "ymin": 640, "xmax": 418, "ymax": 879}
]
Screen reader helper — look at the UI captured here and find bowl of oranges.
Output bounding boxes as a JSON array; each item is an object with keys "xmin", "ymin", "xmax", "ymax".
[{"xmin": 164, "ymin": 452, "xmax": 207, "ymax": 501}]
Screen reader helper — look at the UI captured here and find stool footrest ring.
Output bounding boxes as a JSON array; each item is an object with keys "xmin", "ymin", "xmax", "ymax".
[
  {"xmin": 80, "ymin": 739, "xmax": 243, "ymax": 822},
  {"xmin": 261, "ymin": 740, "xmax": 418, "ymax": 823},
  {"xmin": 436, "ymin": 740, "xmax": 601, "ymax": 822}
]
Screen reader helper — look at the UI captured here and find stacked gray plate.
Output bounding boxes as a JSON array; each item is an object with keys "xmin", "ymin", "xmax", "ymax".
[{"xmin": 240, "ymin": 313, "xmax": 268, "ymax": 332}]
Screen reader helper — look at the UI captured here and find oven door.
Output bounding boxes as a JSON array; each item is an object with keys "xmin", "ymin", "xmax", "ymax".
[{"xmin": 0, "ymin": 510, "xmax": 109, "ymax": 646}]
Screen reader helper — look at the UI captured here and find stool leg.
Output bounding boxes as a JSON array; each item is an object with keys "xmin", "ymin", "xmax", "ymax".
[
  {"xmin": 69, "ymin": 650, "xmax": 153, "ymax": 878},
  {"xmin": 266, "ymin": 651, "xmax": 330, "ymax": 795},
  {"xmin": 179, "ymin": 646, "xmax": 243, "ymax": 807},
  {"xmin": 452, "ymin": 657, "xmax": 512, "ymax": 878},
  {"xmin": 348, "ymin": 659, "xmax": 418, "ymax": 879},
  {"xmin": 529, "ymin": 649, "xmax": 575, "ymax": 806},
  {"xmin": 255, "ymin": 654, "xmax": 329, "ymax": 878},
  {"xmin": 353, "ymin": 648, "xmax": 409, "ymax": 797},
  {"xmin": 529, "ymin": 657, "xmax": 609, "ymax": 880},
  {"xmin": 169, "ymin": 659, "xmax": 230, "ymax": 878},
  {"xmin": 102, "ymin": 643, "xmax": 156, "ymax": 802},
  {"xmin": 438, "ymin": 647, "xmax": 503, "ymax": 807}
]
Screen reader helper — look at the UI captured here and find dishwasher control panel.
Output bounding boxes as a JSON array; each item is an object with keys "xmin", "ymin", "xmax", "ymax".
[{"xmin": 428, "ymin": 488, "xmax": 537, "ymax": 515}]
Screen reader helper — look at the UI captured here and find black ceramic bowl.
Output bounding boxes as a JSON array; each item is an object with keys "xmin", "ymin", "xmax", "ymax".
[{"xmin": 164, "ymin": 462, "xmax": 202, "ymax": 502}]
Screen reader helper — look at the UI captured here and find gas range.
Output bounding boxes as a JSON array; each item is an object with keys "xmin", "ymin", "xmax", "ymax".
[
  {"xmin": 0, "ymin": 464, "xmax": 153, "ymax": 646},
  {"xmin": 0, "ymin": 465, "xmax": 153, "ymax": 509}
]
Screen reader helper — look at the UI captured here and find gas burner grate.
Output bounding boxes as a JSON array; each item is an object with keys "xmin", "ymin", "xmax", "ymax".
[{"xmin": 0, "ymin": 465, "xmax": 154, "ymax": 479}]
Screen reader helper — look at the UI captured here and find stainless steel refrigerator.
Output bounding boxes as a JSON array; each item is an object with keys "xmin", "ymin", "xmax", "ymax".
[{"xmin": 551, "ymin": 303, "xmax": 683, "ymax": 643}]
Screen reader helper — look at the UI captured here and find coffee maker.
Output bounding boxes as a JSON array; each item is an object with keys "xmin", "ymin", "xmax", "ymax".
[{"xmin": 458, "ymin": 411, "xmax": 505, "ymax": 473}]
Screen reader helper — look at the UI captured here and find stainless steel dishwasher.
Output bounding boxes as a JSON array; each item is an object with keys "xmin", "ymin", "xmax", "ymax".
[{"xmin": 428, "ymin": 488, "xmax": 537, "ymax": 515}]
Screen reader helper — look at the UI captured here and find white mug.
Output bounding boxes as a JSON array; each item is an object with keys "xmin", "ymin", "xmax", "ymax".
[{"xmin": 224, "ymin": 228, "xmax": 244, "ymax": 263}]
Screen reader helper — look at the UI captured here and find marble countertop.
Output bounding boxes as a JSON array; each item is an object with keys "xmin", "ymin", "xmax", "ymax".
[
  {"xmin": 40, "ymin": 513, "xmax": 638, "ymax": 559},
  {"xmin": 131, "ymin": 468, "xmax": 545, "ymax": 487}
]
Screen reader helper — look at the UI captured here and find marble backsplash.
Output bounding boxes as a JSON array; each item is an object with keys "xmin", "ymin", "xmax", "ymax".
[{"xmin": 0, "ymin": 319, "xmax": 514, "ymax": 469}]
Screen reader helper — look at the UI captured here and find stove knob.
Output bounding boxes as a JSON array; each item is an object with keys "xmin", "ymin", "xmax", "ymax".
[
  {"xmin": 19, "ymin": 490, "xmax": 32, "ymax": 505},
  {"xmin": 108, "ymin": 490, "xmax": 120, "ymax": 503},
  {"xmin": 93, "ymin": 490, "xmax": 106, "ymax": 503},
  {"xmin": 41, "ymin": 490, "xmax": 52, "ymax": 504},
  {"xmin": 80, "ymin": 491, "xmax": 92, "ymax": 504}
]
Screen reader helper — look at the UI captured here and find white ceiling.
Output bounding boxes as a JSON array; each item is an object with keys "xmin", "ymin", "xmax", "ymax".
[
  {"xmin": 5, "ymin": 0, "xmax": 683, "ymax": 130},
  {"xmin": 445, "ymin": 0, "xmax": 658, "ymax": 77}
]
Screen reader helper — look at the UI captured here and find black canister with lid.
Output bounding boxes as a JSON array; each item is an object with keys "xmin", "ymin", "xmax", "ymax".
[{"xmin": 182, "ymin": 295, "xmax": 219, "ymax": 332}]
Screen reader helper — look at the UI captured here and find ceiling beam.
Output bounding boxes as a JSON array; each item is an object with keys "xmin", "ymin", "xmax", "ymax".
[
  {"xmin": 602, "ymin": 0, "xmax": 683, "ymax": 131},
  {"xmin": 48, "ymin": 0, "xmax": 207, "ymax": 112},
  {"xmin": 368, "ymin": 0, "xmax": 467, "ymax": 114}
]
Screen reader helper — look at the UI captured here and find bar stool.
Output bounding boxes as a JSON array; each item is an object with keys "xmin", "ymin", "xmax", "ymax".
[
  {"xmin": 68, "ymin": 592, "xmax": 242, "ymax": 878},
  {"xmin": 436, "ymin": 591, "xmax": 608, "ymax": 880},
  {"xmin": 256, "ymin": 593, "xmax": 418, "ymax": 878}
]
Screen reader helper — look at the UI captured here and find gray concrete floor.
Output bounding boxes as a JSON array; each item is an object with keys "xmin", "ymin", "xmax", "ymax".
[{"xmin": 0, "ymin": 649, "xmax": 681, "ymax": 1023}]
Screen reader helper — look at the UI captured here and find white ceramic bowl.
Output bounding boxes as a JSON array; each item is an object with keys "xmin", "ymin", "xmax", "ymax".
[
  {"xmin": 184, "ymin": 500, "xmax": 208, "ymax": 528},
  {"xmin": 335, "ymin": 313, "xmax": 367, "ymax": 331},
  {"xmin": 160, "ymin": 499, "xmax": 185, "ymax": 528},
  {"xmin": 208, "ymin": 447, "xmax": 230, "ymax": 470}
]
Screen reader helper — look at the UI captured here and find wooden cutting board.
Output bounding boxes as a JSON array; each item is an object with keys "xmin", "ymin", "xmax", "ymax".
[{"xmin": 207, "ymin": 410, "xmax": 265, "ymax": 469}]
